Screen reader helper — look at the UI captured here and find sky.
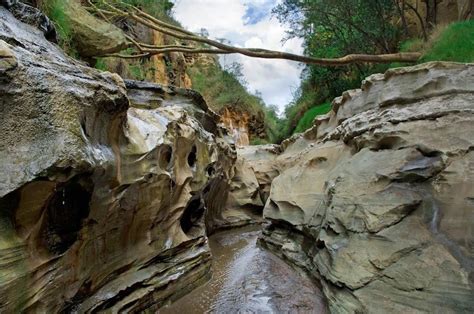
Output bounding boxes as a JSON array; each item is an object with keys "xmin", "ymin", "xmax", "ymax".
[{"xmin": 172, "ymin": 0, "xmax": 304, "ymax": 112}]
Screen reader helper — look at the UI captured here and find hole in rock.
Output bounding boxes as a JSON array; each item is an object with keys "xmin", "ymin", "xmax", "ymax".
[
  {"xmin": 316, "ymin": 239, "xmax": 326, "ymax": 249},
  {"xmin": 242, "ymin": 204, "xmax": 264, "ymax": 220},
  {"xmin": 40, "ymin": 181, "xmax": 92, "ymax": 255},
  {"xmin": 0, "ymin": 188, "xmax": 21, "ymax": 231},
  {"xmin": 159, "ymin": 145, "xmax": 173, "ymax": 169},
  {"xmin": 417, "ymin": 146, "xmax": 442, "ymax": 157},
  {"xmin": 206, "ymin": 163, "xmax": 215, "ymax": 177},
  {"xmin": 170, "ymin": 179, "xmax": 176, "ymax": 189},
  {"xmin": 187, "ymin": 145, "xmax": 197, "ymax": 168},
  {"xmin": 373, "ymin": 136, "xmax": 403, "ymax": 151},
  {"xmin": 180, "ymin": 196, "xmax": 205, "ymax": 237}
]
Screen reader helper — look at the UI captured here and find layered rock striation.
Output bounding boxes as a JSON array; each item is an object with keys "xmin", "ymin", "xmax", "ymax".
[
  {"xmin": 259, "ymin": 62, "xmax": 474, "ymax": 313},
  {"xmin": 0, "ymin": 6, "xmax": 234, "ymax": 312}
]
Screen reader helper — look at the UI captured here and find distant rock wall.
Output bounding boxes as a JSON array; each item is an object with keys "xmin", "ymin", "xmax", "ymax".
[
  {"xmin": 216, "ymin": 145, "xmax": 280, "ymax": 230},
  {"xmin": 0, "ymin": 6, "xmax": 235, "ymax": 312},
  {"xmin": 404, "ymin": 0, "xmax": 472, "ymax": 35},
  {"xmin": 259, "ymin": 62, "xmax": 474, "ymax": 313}
]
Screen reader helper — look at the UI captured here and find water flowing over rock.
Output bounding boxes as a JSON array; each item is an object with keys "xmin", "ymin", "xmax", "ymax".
[
  {"xmin": 0, "ymin": 7, "xmax": 235, "ymax": 312},
  {"xmin": 259, "ymin": 62, "xmax": 474, "ymax": 313}
]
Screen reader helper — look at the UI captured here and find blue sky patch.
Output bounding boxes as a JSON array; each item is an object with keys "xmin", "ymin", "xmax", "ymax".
[{"xmin": 243, "ymin": 0, "xmax": 276, "ymax": 25}]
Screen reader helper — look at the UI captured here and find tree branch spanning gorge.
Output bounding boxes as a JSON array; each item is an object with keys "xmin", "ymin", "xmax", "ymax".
[{"xmin": 88, "ymin": 0, "xmax": 421, "ymax": 66}]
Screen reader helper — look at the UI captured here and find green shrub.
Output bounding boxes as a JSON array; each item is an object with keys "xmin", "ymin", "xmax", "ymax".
[
  {"xmin": 393, "ymin": 20, "xmax": 474, "ymax": 68},
  {"xmin": 294, "ymin": 102, "xmax": 332, "ymax": 134}
]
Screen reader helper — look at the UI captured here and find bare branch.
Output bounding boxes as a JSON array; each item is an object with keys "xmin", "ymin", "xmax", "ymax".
[{"xmin": 89, "ymin": 0, "xmax": 422, "ymax": 66}]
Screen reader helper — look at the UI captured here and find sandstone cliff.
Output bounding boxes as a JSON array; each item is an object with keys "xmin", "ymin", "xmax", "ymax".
[
  {"xmin": 258, "ymin": 61, "xmax": 474, "ymax": 313},
  {"xmin": 0, "ymin": 5, "xmax": 235, "ymax": 312}
]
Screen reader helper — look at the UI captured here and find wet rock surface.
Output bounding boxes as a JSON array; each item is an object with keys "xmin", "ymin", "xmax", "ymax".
[
  {"xmin": 160, "ymin": 225, "xmax": 327, "ymax": 313},
  {"xmin": 0, "ymin": 8, "xmax": 234, "ymax": 312},
  {"xmin": 260, "ymin": 62, "xmax": 474, "ymax": 313}
]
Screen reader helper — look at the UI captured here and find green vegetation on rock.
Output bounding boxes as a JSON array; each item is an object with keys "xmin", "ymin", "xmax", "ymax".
[
  {"xmin": 273, "ymin": 0, "xmax": 397, "ymax": 138},
  {"xmin": 188, "ymin": 62, "xmax": 262, "ymax": 116},
  {"xmin": 294, "ymin": 103, "xmax": 331, "ymax": 134},
  {"xmin": 393, "ymin": 20, "xmax": 474, "ymax": 67},
  {"xmin": 273, "ymin": 1, "xmax": 473, "ymax": 139},
  {"xmin": 40, "ymin": 0, "xmax": 74, "ymax": 53}
]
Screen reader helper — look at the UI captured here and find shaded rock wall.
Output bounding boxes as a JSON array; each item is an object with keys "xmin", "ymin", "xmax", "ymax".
[
  {"xmin": 259, "ymin": 62, "xmax": 474, "ymax": 313},
  {"xmin": 214, "ymin": 145, "xmax": 280, "ymax": 230},
  {"xmin": 0, "ymin": 7, "xmax": 234, "ymax": 312}
]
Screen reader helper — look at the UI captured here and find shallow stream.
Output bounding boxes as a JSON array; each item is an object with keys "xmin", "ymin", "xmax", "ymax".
[{"xmin": 160, "ymin": 225, "xmax": 327, "ymax": 313}]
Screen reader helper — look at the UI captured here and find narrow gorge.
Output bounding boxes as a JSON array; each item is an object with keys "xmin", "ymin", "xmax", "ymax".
[{"xmin": 1, "ymin": 1, "xmax": 473, "ymax": 313}]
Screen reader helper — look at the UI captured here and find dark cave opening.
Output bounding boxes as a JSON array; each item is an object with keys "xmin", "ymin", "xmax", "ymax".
[
  {"xmin": 180, "ymin": 196, "xmax": 205, "ymax": 237},
  {"xmin": 40, "ymin": 181, "xmax": 92, "ymax": 255},
  {"xmin": 187, "ymin": 145, "xmax": 197, "ymax": 168},
  {"xmin": 159, "ymin": 145, "xmax": 173, "ymax": 169}
]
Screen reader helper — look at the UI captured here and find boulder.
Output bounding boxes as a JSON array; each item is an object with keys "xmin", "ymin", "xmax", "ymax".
[
  {"xmin": 259, "ymin": 62, "xmax": 474, "ymax": 313},
  {"xmin": 62, "ymin": 0, "xmax": 127, "ymax": 57}
]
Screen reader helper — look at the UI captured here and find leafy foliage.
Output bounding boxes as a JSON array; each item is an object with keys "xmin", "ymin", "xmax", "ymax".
[{"xmin": 273, "ymin": 0, "xmax": 402, "ymax": 137}]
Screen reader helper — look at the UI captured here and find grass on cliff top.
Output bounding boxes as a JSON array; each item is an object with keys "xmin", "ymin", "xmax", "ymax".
[
  {"xmin": 394, "ymin": 19, "xmax": 474, "ymax": 67},
  {"xmin": 294, "ymin": 102, "xmax": 331, "ymax": 134},
  {"xmin": 422, "ymin": 20, "xmax": 474, "ymax": 63}
]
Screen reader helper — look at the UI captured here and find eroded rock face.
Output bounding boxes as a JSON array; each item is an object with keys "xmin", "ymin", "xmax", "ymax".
[
  {"xmin": 259, "ymin": 62, "xmax": 474, "ymax": 313},
  {"xmin": 215, "ymin": 145, "xmax": 280, "ymax": 230},
  {"xmin": 0, "ymin": 7, "xmax": 234, "ymax": 312},
  {"xmin": 220, "ymin": 108, "xmax": 267, "ymax": 147}
]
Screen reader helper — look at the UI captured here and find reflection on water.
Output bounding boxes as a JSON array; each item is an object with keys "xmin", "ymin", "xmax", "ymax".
[{"xmin": 160, "ymin": 225, "xmax": 327, "ymax": 313}]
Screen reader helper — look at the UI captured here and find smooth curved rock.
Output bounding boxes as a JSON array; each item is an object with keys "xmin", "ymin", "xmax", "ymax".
[
  {"xmin": 0, "ymin": 8, "xmax": 234, "ymax": 312},
  {"xmin": 260, "ymin": 62, "xmax": 474, "ymax": 313}
]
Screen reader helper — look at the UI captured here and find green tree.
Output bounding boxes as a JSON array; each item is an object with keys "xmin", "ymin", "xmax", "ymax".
[{"xmin": 273, "ymin": 0, "xmax": 402, "ymax": 135}]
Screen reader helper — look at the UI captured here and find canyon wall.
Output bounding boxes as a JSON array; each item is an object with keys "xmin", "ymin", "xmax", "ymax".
[
  {"xmin": 259, "ymin": 62, "xmax": 474, "ymax": 313},
  {"xmin": 0, "ymin": 6, "xmax": 235, "ymax": 312}
]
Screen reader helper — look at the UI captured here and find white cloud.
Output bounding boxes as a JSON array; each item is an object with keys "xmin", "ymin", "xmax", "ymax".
[{"xmin": 173, "ymin": 0, "xmax": 303, "ymax": 112}]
